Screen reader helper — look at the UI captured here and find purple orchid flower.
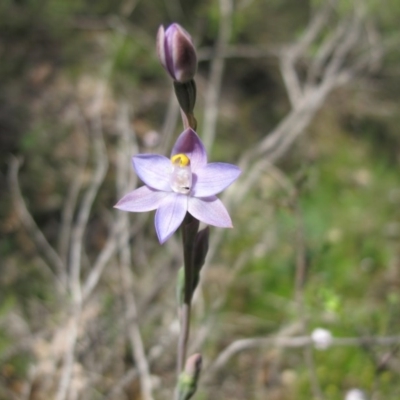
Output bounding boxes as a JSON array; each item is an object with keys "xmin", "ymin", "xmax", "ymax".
[{"xmin": 115, "ymin": 128, "xmax": 241, "ymax": 244}]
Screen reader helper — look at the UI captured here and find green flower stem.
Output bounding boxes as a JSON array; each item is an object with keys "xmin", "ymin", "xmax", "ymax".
[{"xmin": 177, "ymin": 214, "xmax": 200, "ymax": 376}]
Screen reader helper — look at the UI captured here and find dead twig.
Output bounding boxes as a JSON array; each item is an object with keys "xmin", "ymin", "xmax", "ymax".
[
  {"xmin": 201, "ymin": 0, "xmax": 234, "ymax": 151},
  {"xmin": 8, "ymin": 156, "xmax": 67, "ymax": 292},
  {"xmin": 115, "ymin": 102, "xmax": 153, "ymax": 400},
  {"xmin": 206, "ymin": 335, "xmax": 400, "ymax": 378},
  {"xmin": 57, "ymin": 107, "xmax": 90, "ymax": 266}
]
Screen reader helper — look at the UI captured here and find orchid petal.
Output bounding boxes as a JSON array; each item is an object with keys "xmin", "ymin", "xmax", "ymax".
[
  {"xmin": 133, "ymin": 154, "xmax": 171, "ymax": 191},
  {"xmin": 188, "ymin": 196, "xmax": 232, "ymax": 228},
  {"xmin": 155, "ymin": 193, "xmax": 188, "ymax": 243},
  {"xmin": 114, "ymin": 186, "xmax": 168, "ymax": 212},
  {"xmin": 171, "ymin": 128, "xmax": 207, "ymax": 170},
  {"xmin": 192, "ymin": 163, "xmax": 241, "ymax": 197}
]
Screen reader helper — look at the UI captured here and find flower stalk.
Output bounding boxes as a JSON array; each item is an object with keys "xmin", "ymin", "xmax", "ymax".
[
  {"xmin": 115, "ymin": 22, "xmax": 240, "ymax": 400},
  {"xmin": 178, "ymin": 213, "xmax": 199, "ymax": 374}
]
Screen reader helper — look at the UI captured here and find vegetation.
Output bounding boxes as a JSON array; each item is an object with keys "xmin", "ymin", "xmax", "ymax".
[{"xmin": 1, "ymin": 0, "xmax": 400, "ymax": 399}]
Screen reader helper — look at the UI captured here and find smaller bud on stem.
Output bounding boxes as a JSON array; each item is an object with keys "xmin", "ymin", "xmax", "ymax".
[{"xmin": 177, "ymin": 354, "xmax": 202, "ymax": 400}]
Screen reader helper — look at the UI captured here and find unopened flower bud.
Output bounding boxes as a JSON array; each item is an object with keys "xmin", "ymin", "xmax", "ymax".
[
  {"xmin": 178, "ymin": 354, "xmax": 202, "ymax": 400},
  {"xmin": 157, "ymin": 23, "xmax": 197, "ymax": 83},
  {"xmin": 184, "ymin": 353, "xmax": 202, "ymax": 379}
]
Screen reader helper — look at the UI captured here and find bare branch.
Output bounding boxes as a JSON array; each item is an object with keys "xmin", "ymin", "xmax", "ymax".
[
  {"xmin": 291, "ymin": 0, "xmax": 336, "ymax": 60},
  {"xmin": 56, "ymin": 109, "xmax": 108, "ymax": 400},
  {"xmin": 103, "ymin": 332, "xmax": 175, "ymax": 400},
  {"xmin": 81, "ymin": 218, "xmax": 122, "ymax": 300},
  {"xmin": 323, "ymin": 13, "xmax": 362, "ymax": 81},
  {"xmin": 279, "ymin": 53, "xmax": 303, "ymax": 108},
  {"xmin": 57, "ymin": 107, "xmax": 89, "ymax": 265},
  {"xmin": 55, "ymin": 314, "xmax": 81, "ymax": 400},
  {"xmin": 8, "ymin": 156, "xmax": 67, "ymax": 291},
  {"xmin": 206, "ymin": 335, "xmax": 400, "ymax": 378},
  {"xmin": 306, "ymin": 21, "xmax": 348, "ymax": 86},
  {"xmin": 116, "ymin": 102, "xmax": 153, "ymax": 400},
  {"xmin": 81, "ymin": 193, "xmax": 149, "ymax": 302},
  {"xmin": 69, "ymin": 92, "xmax": 109, "ymax": 305},
  {"xmin": 364, "ymin": 18, "xmax": 383, "ymax": 73},
  {"xmin": 279, "ymin": 0, "xmax": 335, "ymax": 107},
  {"xmin": 201, "ymin": 0, "xmax": 234, "ymax": 151},
  {"xmin": 56, "ymin": 32, "xmax": 127, "ymax": 399}
]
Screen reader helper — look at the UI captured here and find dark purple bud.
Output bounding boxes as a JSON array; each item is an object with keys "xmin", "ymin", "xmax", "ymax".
[{"xmin": 157, "ymin": 23, "xmax": 197, "ymax": 83}]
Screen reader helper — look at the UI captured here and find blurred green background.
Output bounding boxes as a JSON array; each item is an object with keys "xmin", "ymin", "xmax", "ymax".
[{"xmin": 1, "ymin": 0, "xmax": 400, "ymax": 399}]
